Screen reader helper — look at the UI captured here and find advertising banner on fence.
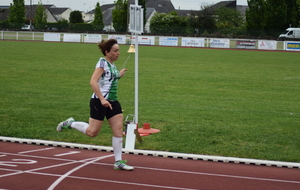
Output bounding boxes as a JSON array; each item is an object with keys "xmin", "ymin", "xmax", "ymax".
[
  {"xmin": 44, "ymin": 33, "xmax": 60, "ymax": 42},
  {"xmin": 210, "ymin": 39, "xmax": 230, "ymax": 48},
  {"xmin": 285, "ymin": 41, "xmax": 300, "ymax": 51},
  {"xmin": 159, "ymin": 37, "xmax": 178, "ymax": 46},
  {"xmin": 108, "ymin": 35, "xmax": 126, "ymax": 44},
  {"xmin": 236, "ymin": 40, "xmax": 256, "ymax": 49},
  {"xmin": 181, "ymin": 38, "xmax": 205, "ymax": 47},
  {"xmin": 84, "ymin": 34, "xmax": 102, "ymax": 43},
  {"xmin": 63, "ymin": 34, "xmax": 81, "ymax": 42},
  {"xmin": 258, "ymin": 40, "xmax": 277, "ymax": 50},
  {"xmin": 131, "ymin": 36, "xmax": 155, "ymax": 45}
]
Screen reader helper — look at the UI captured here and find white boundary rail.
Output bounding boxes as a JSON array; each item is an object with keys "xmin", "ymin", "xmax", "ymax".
[{"xmin": 1, "ymin": 136, "xmax": 299, "ymax": 169}]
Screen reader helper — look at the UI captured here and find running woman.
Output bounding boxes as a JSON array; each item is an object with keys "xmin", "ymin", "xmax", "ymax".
[{"xmin": 57, "ymin": 39, "xmax": 133, "ymax": 171}]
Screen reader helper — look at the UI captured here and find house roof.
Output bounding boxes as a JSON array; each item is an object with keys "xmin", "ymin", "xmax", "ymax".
[
  {"xmin": 100, "ymin": 4, "xmax": 115, "ymax": 12},
  {"xmin": 41, "ymin": 4, "xmax": 56, "ymax": 9},
  {"xmin": 97, "ymin": 0, "xmax": 176, "ymax": 25},
  {"xmin": 98, "ymin": 0, "xmax": 175, "ymax": 14},
  {"xmin": 49, "ymin": 7, "xmax": 70, "ymax": 15},
  {"xmin": 128, "ymin": 0, "xmax": 175, "ymax": 13},
  {"xmin": 176, "ymin": 10, "xmax": 192, "ymax": 17},
  {"xmin": 205, "ymin": 1, "xmax": 236, "ymax": 13},
  {"xmin": 87, "ymin": 3, "xmax": 115, "ymax": 14},
  {"xmin": 0, "ymin": 4, "xmax": 69, "ymax": 22},
  {"xmin": 146, "ymin": 7, "xmax": 155, "ymax": 19},
  {"xmin": 176, "ymin": 1, "xmax": 246, "ymax": 17},
  {"xmin": 102, "ymin": 5, "xmax": 115, "ymax": 25}
]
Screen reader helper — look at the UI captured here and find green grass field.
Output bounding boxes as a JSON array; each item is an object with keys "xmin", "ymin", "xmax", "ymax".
[{"xmin": 0, "ymin": 40, "xmax": 299, "ymax": 162}]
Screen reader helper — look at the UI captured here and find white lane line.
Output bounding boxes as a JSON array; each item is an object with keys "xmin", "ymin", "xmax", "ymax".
[
  {"xmin": 18, "ymin": 147, "xmax": 55, "ymax": 154},
  {"xmin": 54, "ymin": 151, "xmax": 81, "ymax": 157},
  {"xmin": 74, "ymin": 175, "xmax": 199, "ymax": 190},
  {"xmin": 47, "ymin": 154, "xmax": 114, "ymax": 190},
  {"xmin": 60, "ymin": 175, "xmax": 199, "ymax": 190},
  {"xmin": 1, "ymin": 151, "xmax": 299, "ymax": 185},
  {"xmin": 134, "ymin": 166, "xmax": 300, "ymax": 184}
]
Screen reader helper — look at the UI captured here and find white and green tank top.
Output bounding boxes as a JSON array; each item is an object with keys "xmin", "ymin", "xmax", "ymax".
[{"xmin": 92, "ymin": 58, "xmax": 121, "ymax": 101}]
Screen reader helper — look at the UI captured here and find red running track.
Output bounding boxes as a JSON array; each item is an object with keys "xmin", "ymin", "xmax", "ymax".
[{"xmin": 0, "ymin": 141, "xmax": 299, "ymax": 190}]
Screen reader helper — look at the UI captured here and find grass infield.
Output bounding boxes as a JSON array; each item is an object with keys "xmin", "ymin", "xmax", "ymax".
[{"xmin": 0, "ymin": 40, "xmax": 299, "ymax": 162}]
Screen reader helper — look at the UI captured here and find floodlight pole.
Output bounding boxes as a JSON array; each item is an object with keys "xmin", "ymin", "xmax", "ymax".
[{"xmin": 134, "ymin": 0, "xmax": 139, "ymax": 124}]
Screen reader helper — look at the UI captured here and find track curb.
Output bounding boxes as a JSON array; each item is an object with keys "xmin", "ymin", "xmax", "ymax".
[{"xmin": 1, "ymin": 136, "xmax": 299, "ymax": 169}]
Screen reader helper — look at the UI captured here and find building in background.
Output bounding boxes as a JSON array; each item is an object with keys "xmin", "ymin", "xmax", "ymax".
[{"xmin": 0, "ymin": 0, "xmax": 247, "ymax": 32}]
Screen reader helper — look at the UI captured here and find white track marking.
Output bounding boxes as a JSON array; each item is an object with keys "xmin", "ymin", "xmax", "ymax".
[
  {"xmin": 0, "ymin": 158, "xmax": 83, "ymax": 178},
  {"xmin": 54, "ymin": 151, "xmax": 81, "ymax": 157},
  {"xmin": 47, "ymin": 154, "xmax": 114, "ymax": 190},
  {"xmin": 0, "ymin": 151, "xmax": 299, "ymax": 188},
  {"xmin": 18, "ymin": 147, "xmax": 55, "ymax": 154},
  {"xmin": 56, "ymin": 175, "xmax": 199, "ymax": 190},
  {"xmin": 0, "ymin": 151, "xmax": 100, "ymax": 166},
  {"xmin": 0, "ymin": 159, "xmax": 37, "ymax": 167},
  {"xmin": 133, "ymin": 166, "xmax": 300, "ymax": 184},
  {"xmin": 0, "ymin": 171, "xmax": 24, "ymax": 178}
]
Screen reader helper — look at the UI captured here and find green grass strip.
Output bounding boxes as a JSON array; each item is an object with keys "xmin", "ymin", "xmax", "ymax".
[{"xmin": 0, "ymin": 41, "xmax": 299, "ymax": 162}]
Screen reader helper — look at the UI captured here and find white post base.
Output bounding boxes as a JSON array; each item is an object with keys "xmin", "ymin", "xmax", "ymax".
[{"xmin": 125, "ymin": 123, "xmax": 137, "ymax": 150}]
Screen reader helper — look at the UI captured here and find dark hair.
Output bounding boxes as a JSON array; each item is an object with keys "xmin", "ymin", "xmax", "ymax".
[{"xmin": 98, "ymin": 39, "xmax": 118, "ymax": 56}]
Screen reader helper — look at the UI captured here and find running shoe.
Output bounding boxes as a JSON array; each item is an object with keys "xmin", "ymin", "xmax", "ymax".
[
  {"xmin": 56, "ymin": 117, "xmax": 74, "ymax": 132},
  {"xmin": 114, "ymin": 160, "xmax": 134, "ymax": 171}
]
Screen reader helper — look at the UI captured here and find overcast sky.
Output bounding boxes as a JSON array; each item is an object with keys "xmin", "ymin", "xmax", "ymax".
[{"xmin": 2, "ymin": 0, "xmax": 248, "ymax": 12}]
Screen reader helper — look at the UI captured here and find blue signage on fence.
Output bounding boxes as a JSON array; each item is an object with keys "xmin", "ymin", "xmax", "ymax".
[{"xmin": 286, "ymin": 42, "xmax": 300, "ymax": 51}]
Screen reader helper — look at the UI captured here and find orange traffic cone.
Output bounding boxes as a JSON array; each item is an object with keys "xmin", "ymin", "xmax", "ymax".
[{"xmin": 138, "ymin": 123, "xmax": 160, "ymax": 134}]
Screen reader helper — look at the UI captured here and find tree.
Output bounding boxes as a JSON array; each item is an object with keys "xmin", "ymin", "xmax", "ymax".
[
  {"xmin": 57, "ymin": 19, "xmax": 69, "ymax": 30},
  {"xmin": 246, "ymin": 0, "xmax": 300, "ymax": 36},
  {"xmin": 92, "ymin": 2, "xmax": 104, "ymax": 31},
  {"xmin": 187, "ymin": 5, "xmax": 216, "ymax": 35},
  {"xmin": 150, "ymin": 11, "xmax": 187, "ymax": 34},
  {"xmin": 284, "ymin": 0, "xmax": 300, "ymax": 28},
  {"xmin": 215, "ymin": 7, "xmax": 244, "ymax": 35},
  {"xmin": 69, "ymin": 10, "xmax": 84, "ymax": 24},
  {"xmin": 298, "ymin": 0, "xmax": 300, "ymax": 26},
  {"xmin": 246, "ymin": 0, "xmax": 266, "ymax": 36},
  {"xmin": 112, "ymin": 0, "xmax": 128, "ymax": 32},
  {"xmin": 34, "ymin": 0, "xmax": 47, "ymax": 29},
  {"xmin": 8, "ymin": 0, "xmax": 26, "ymax": 28},
  {"xmin": 264, "ymin": 0, "xmax": 287, "ymax": 36}
]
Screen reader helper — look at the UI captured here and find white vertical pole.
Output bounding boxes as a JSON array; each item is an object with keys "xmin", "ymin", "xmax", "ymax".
[{"xmin": 134, "ymin": 0, "xmax": 139, "ymax": 124}]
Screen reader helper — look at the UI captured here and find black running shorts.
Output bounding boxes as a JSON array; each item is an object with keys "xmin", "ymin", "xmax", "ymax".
[{"xmin": 90, "ymin": 98, "xmax": 122, "ymax": 121}]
